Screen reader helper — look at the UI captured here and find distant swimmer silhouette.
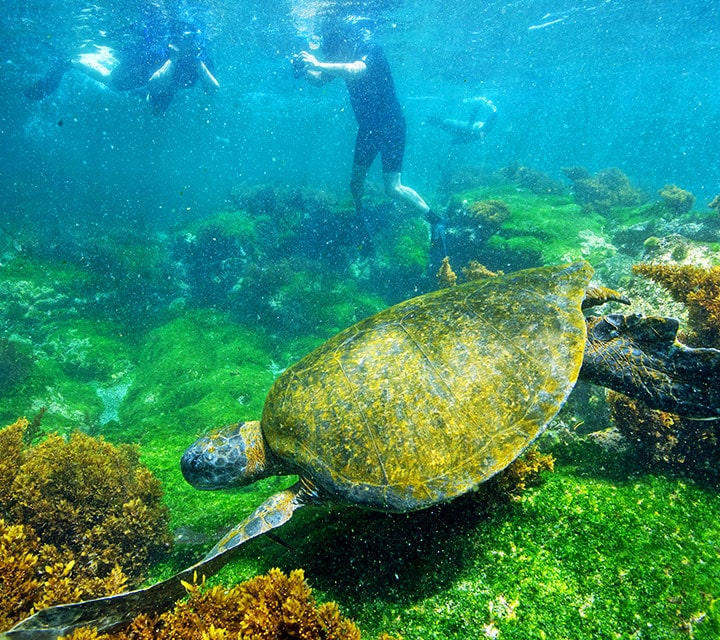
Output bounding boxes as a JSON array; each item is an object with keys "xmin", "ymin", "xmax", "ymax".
[{"xmin": 425, "ymin": 96, "xmax": 497, "ymax": 144}]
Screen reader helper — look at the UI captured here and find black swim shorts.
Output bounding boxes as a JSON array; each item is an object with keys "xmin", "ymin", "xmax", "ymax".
[{"xmin": 353, "ymin": 114, "xmax": 406, "ymax": 173}]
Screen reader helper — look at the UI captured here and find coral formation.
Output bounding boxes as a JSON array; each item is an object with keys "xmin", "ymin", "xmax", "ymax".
[
  {"xmin": 632, "ymin": 262, "xmax": 720, "ymax": 347},
  {"xmin": 479, "ymin": 446, "xmax": 555, "ymax": 502},
  {"xmin": 659, "ymin": 184, "xmax": 696, "ymax": 215},
  {"xmin": 461, "ymin": 260, "xmax": 502, "ymax": 281},
  {"xmin": 608, "ymin": 391, "xmax": 719, "ymax": 477},
  {"xmin": 60, "ymin": 568, "xmax": 387, "ymax": 640},
  {"xmin": 0, "ymin": 417, "xmax": 171, "ymax": 631},
  {"xmin": 467, "ymin": 199, "xmax": 511, "ymax": 226},
  {"xmin": 709, "ymin": 194, "xmax": 720, "ymax": 212},
  {"xmin": 562, "ymin": 166, "xmax": 645, "ymax": 213},
  {"xmin": 436, "ymin": 256, "xmax": 457, "ymax": 288},
  {"xmin": 499, "ymin": 163, "xmax": 565, "ymax": 194}
]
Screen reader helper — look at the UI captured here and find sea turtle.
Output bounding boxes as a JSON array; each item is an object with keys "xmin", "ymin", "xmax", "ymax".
[{"xmin": 5, "ymin": 260, "xmax": 720, "ymax": 639}]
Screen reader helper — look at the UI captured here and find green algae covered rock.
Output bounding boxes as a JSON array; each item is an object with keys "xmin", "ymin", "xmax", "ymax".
[
  {"xmin": 0, "ymin": 255, "xmax": 134, "ymax": 433},
  {"xmin": 449, "ymin": 185, "xmax": 616, "ymax": 269},
  {"xmin": 118, "ymin": 309, "xmax": 277, "ymax": 442}
]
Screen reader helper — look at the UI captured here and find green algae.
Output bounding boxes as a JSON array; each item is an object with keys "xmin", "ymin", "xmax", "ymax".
[
  {"xmin": 179, "ymin": 209, "xmax": 263, "ymax": 246},
  {"xmin": 375, "ymin": 215, "xmax": 432, "ymax": 273},
  {"xmin": 453, "ymin": 185, "xmax": 616, "ymax": 266},
  {"xmin": 117, "ymin": 308, "xmax": 276, "ymax": 442},
  {"xmin": 0, "ymin": 255, "xmax": 135, "ymax": 432},
  {"xmin": 191, "ymin": 440, "xmax": 720, "ymax": 640}
]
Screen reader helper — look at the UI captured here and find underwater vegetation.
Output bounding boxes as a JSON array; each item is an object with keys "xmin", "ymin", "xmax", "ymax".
[
  {"xmin": 61, "ymin": 569, "xmax": 389, "ymax": 640},
  {"xmin": 2, "ymin": 168, "xmax": 720, "ymax": 638},
  {"xmin": 498, "ymin": 163, "xmax": 565, "ymax": 195},
  {"xmin": 561, "ymin": 166, "xmax": 646, "ymax": 214},
  {"xmin": 632, "ymin": 262, "xmax": 720, "ymax": 347},
  {"xmin": 435, "ymin": 256, "xmax": 457, "ymax": 288},
  {"xmin": 466, "ymin": 199, "xmax": 512, "ymax": 226},
  {"xmin": 446, "ymin": 183, "xmax": 614, "ymax": 271},
  {"xmin": 435, "ymin": 256, "xmax": 503, "ymax": 290},
  {"xmin": 0, "ymin": 518, "xmax": 131, "ymax": 632},
  {"xmin": 0, "ymin": 338, "xmax": 33, "ymax": 396},
  {"xmin": 0, "ymin": 518, "xmax": 128, "ymax": 632},
  {"xmin": 0, "ymin": 417, "xmax": 171, "ymax": 631},
  {"xmin": 116, "ymin": 309, "xmax": 278, "ymax": 443},
  {"xmin": 659, "ymin": 184, "xmax": 696, "ymax": 215},
  {"xmin": 608, "ymin": 391, "xmax": 719, "ymax": 479}
]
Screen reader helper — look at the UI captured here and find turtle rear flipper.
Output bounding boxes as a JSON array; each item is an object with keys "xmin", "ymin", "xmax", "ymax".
[
  {"xmin": 581, "ymin": 313, "xmax": 720, "ymax": 418},
  {"xmin": 2, "ymin": 483, "xmax": 315, "ymax": 639},
  {"xmin": 581, "ymin": 284, "xmax": 630, "ymax": 310}
]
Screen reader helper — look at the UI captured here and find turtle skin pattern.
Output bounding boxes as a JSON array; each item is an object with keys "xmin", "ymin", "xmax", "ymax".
[
  {"xmin": 262, "ymin": 261, "xmax": 593, "ymax": 512},
  {"xmin": 582, "ymin": 313, "xmax": 720, "ymax": 417}
]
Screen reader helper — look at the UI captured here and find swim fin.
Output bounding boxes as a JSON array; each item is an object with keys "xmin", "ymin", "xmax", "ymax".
[{"xmin": 25, "ymin": 59, "xmax": 71, "ymax": 101}]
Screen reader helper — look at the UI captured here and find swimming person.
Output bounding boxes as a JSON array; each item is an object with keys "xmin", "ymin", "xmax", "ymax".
[
  {"xmin": 24, "ymin": 1, "xmax": 219, "ymax": 115},
  {"xmin": 297, "ymin": 17, "xmax": 446, "ymax": 254},
  {"xmin": 425, "ymin": 96, "xmax": 497, "ymax": 144}
]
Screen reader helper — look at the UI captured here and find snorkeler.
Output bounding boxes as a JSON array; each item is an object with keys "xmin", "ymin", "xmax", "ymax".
[
  {"xmin": 145, "ymin": 20, "xmax": 220, "ymax": 114},
  {"xmin": 425, "ymin": 97, "xmax": 498, "ymax": 144},
  {"xmin": 297, "ymin": 17, "xmax": 446, "ymax": 257},
  {"xmin": 24, "ymin": 2, "xmax": 218, "ymax": 115}
]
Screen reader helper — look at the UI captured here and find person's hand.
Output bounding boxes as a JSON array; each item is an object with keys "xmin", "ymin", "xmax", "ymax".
[{"xmin": 299, "ymin": 51, "xmax": 320, "ymax": 70}]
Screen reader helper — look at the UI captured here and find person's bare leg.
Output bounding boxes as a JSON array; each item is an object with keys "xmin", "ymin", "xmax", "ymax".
[
  {"xmin": 384, "ymin": 172, "xmax": 447, "ymax": 265},
  {"xmin": 383, "ymin": 172, "xmax": 430, "ymax": 215}
]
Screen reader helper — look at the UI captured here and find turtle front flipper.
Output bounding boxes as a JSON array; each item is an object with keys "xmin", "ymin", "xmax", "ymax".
[
  {"xmin": 204, "ymin": 478, "xmax": 321, "ymax": 558},
  {"xmin": 581, "ymin": 313, "xmax": 720, "ymax": 417},
  {"xmin": 1, "ymin": 481, "xmax": 319, "ymax": 639}
]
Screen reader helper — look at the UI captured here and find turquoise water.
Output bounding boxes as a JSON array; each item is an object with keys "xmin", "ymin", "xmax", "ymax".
[
  {"xmin": 2, "ymin": 1, "xmax": 718, "ymax": 228},
  {"xmin": 1, "ymin": 1, "xmax": 720, "ymax": 638}
]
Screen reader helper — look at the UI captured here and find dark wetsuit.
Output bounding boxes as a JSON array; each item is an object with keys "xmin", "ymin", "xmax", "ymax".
[
  {"xmin": 344, "ymin": 42, "xmax": 405, "ymax": 173},
  {"xmin": 109, "ymin": 5, "xmax": 170, "ymax": 92}
]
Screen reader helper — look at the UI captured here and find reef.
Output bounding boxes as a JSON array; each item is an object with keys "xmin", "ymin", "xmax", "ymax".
[
  {"xmin": 659, "ymin": 184, "xmax": 696, "ymax": 215},
  {"xmin": 0, "ymin": 418, "xmax": 171, "ymax": 630},
  {"xmin": 499, "ymin": 163, "xmax": 565, "ymax": 195},
  {"xmin": 466, "ymin": 199, "xmax": 511, "ymax": 226},
  {"xmin": 632, "ymin": 262, "xmax": 720, "ymax": 347},
  {"xmin": 60, "ymin": 568, "xmax": 394, "ymax": 640},
  {"xmin": 444, "ymin": 184, "xmax": 615, "ymax": 272},
  {"xmin": 562, "ymin": 166, "xmax": 646, "ymax": 213},
  {"xmin": 435, "ymin": 257, "xmax": 457, "ymax": 288},
  {"xmin": 608, "ymin": 391, "xmax": 719, "ymax": 479}
]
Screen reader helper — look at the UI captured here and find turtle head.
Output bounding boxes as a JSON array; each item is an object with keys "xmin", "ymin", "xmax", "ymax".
[{"xmin": 181, "ymin": 421, "xmax": 278, "ymax": 490}]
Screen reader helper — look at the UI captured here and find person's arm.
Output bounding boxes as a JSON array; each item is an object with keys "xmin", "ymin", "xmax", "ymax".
[
  {"xmin": 299, "ymin": 51, "xmax": 366, "ymax": 81},
  {"xmin": 148, "ymin": 58, "xmax": 175, "ymax": 93},
  {"xmin": 199, "ymin": 60, "xmax": 220, "ymax": 90}
]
